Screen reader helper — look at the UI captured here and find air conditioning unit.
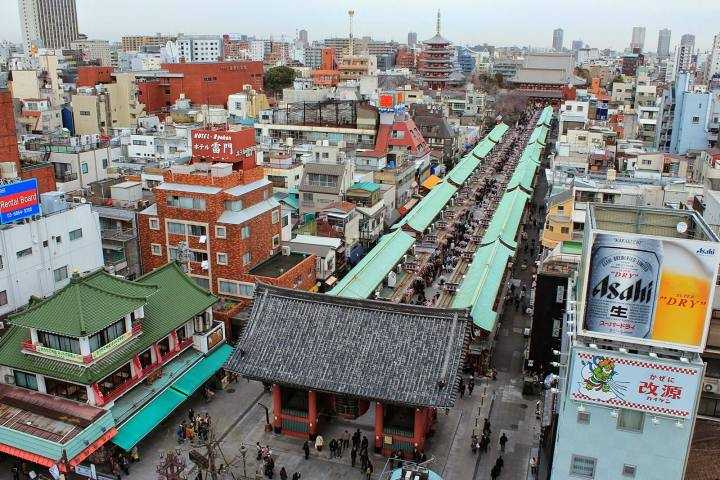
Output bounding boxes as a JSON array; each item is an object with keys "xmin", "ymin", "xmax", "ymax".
[
  {"xmin": 281, "ymin": 246, "xmax": 291, "ymax": 256},
  {"xmin": 201, "ymin": 260, "xmax": 209, "ymax": 270},
  {"xmin": 4, "ymin": 374, "xmax": 15, "ymax": 385},
  {"xmin": 703, "ymin": 379, "xmax": 720, "ymax": 394}
]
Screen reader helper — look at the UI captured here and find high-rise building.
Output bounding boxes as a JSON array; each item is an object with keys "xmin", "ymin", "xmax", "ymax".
[
  {"xmin": 706, "ymin": 33, "xmax": 720, "ymax": 82},
  {"xmin": 677, "ymin": 34, "xmax": 695, "ymax": 73},
  {"xmin": 176, "ymin": 34, "xmax": 223, "ymax": 63},
  {"xmin": 657, "ymin": 28, "xmax": 671, "ymax": 58},
  {"xmin": 298, "ymin": 29, "xmax": 308, "ymax": 47},
  {"xmin": 630, "ymin": 26, "xmax": 646, "ymax": 52},
  {"xmin": 552, "ymin": 28, "xmax": 564, "ymax": 51},
  {"xmin": 121, "ymin": 34, "xmax": 176, "ymax": 52},
  {"xmin": 18, "ymin": 0, "xmax": 79, "ymax": 50},
  {"xmin": 408, "ymin": 31, "xmax": 418, "ymax": 46},
  {"xmin": 571, "ymin": 40, "xmax": 584, "ymax": 51}
]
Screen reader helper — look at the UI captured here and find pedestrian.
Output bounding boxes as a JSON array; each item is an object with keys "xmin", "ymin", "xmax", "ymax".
[
  {"xmin": 459, "ymin": 377, "xmax": 465, "ymax": 398},
  {"xmin": 302, "ymin": 440, "xmax": 310, "ymax": 460},
  {"xmin": 530, "ymin": 456, "xmax": 538, "ymax": 477},
  {"xmin": 292, "ymin": 473, "xmax": 301, "ymax": 480},
  {"xmin": 490, "ymin": 464, "xmax": 500, "ymax": 480},
  {"xmin": 468, "ymin": 376, "xmax": 475, "ymax": 395},
  {"xmin": 315, "ymin": 434, "xmax": 324, "ymax": 452},
  {"xmin": 360, "ymin": 451, "xmax": 369, "ymax": 470},
  {"xmin": 336, "ymin": 437, "xmax": 343, "ymax": 457},
  {"xmin": 352, "ymin": 429, "xmax": 361, "ymax": 448},
  {"xmin": 11, "ymin": 463, "xmax": 20, "ymax": 480},
  {"xmin": 499, "ymin": 433, "xmax": 508, "ymax": 453},
  {"xmin": 329, "ymin": 439, "xmax": 336, "ymax": 458},
  {"xmin": 361, "ymin": 435, "xmax": 368, "ymax": 451},
  {"xmin": 280, "ymin": 467, "xmax": 288, "ymax": 480},
  {"xmin": 496, "ymin": 456, "xmax": 504, "ymax": 471},
  {"xmin": 483, "ymin": 418, "xmax": 491, "ymax": 434},
  {"xmin": 120, "ymin": 455, "xmax": 130, "ymax": 475},
  {"xmin": 176, "ymin": 424, "xmax": 184, "ymax": 444},
  {"xmin": 365, "ymin": 462, "xmax": 373, "ymax": 480},
  {"xmin": 343, "ymin": 430, "xmax": 350, "ymax": 449},
  {"xmin": 188, "ymin": 408, "xmax": 195, "ymax": 423},
  {"xmin": 351, "ymin": 446, "xmax": 357, "ymax": 467},
  {"xmin": 130, "ymin": 446, "xmax": 140, "ymax": 462}
]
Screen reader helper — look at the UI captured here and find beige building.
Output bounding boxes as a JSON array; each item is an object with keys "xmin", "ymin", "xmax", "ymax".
[
  {"xmin": 70, "ymin": 39, "xmax": 112, "ymax": 66},
  {"xmin": 121, "ymin": 34, "xmax": 175, "ymax": 52},
  {"xmin": 107, "ymin": 73, "xmax": 145, "ymax": 129},
  {"xmin": 338, "ymin": 54, "xmax": 377, "ymax": 82},
  {"xmin": 71, "ymin": 89, "xmax": 110, "ymax": 135},
  {"xmin": 10, "ymin": 54, "xmax": 63, "ymax": 106}
]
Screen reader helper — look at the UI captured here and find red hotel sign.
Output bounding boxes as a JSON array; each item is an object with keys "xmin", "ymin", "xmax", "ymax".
[{"xmin": 191, "ymin": 129, "xmax": 255, "ymax": 163}]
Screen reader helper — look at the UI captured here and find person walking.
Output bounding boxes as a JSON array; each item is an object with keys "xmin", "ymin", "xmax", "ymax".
[
  {"xmin": 343, "ymin": 430, "xmax": 350, "ymax": 450},
  {"xmin": 302, "ymin": 441, "xmax": 310, "ymax": 460},
  {"xmin": 329, "ymin": 439, "xmax": 336, "ymax": 458},
  {"xmin": 496, "ymin": 456, "xmax": 504, "ymax": 471},
  {"xmin": 458, "ymin": 377, "xmax": 465, "ymax": 399},
  {"xmin": 279, "ymin": 467, "xmax": 288, "ymax": 480},
  {"xmin": 490, "ymin": 464, "xmax": 500, "ymax": 480},
  {"xmin": 352, "ymin": 429, "xmax": 361, "ymax": 449},
  {"xmin": 315, "ymin": 434, "xmax": 324, "ymax": 452},
  {"xmin": 350, "ymin": 446, "xmax": 357, "ymax": 467},
  {"xmin": 291, "ymin": 473, "xmax": 301, "ymax": 480},
  {"xmin": 361, "ymin": 435, "xmax": 368, "ymax": 451},
  {"xmin": 365, "ymin": 462, "xmax": 373, "ymax": 480},
  {"xmin": 499, "ymin": 433, "xmax": 508, "ymax": 453},
  {"xmin": 468, "ymin": 376, "xmax": 475, "ymax": 395}
]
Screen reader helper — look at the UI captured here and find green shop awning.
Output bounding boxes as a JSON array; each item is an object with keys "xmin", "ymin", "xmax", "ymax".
[
  {"xmin": 173, "ymin": 344, "xmax": 234, "ymax": 396},
  {"xmin": 112, "ymin": 388, "xmax": 186, "ymax": 451}
]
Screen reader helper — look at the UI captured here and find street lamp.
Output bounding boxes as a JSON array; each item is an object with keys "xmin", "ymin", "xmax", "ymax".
[{"xmin": 239, "ymin": 443, "xmax": 248, "ymax": 479}]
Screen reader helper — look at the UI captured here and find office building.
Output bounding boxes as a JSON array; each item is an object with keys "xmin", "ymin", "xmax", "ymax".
[
  {"xmin": 657, "ymin": 28, "xmax": 671, "ymax": 59},
  {"xmin": 121, "ymin": 34, "xmax": 175, "ymax": 52},
  {"xmin": 408, "ymin": 31, "xmax": 418, "ymax": 46},
  {"xmin": 176, "ymin": 34, "xmax": 223, "ymax": 63},
  {"xmin": 553, "ymin": 28, "xmax": 564, "ymax": 51},
  {"xmin": 707, "ymin": 33, "xmax": 720, "ymax": 82},
  {"xmin": 70, "ymin": 39, "xmax": 112, "ymax": 66},
  {"xmin": 298, "ymin": 29, "xmax": 308, "ymax": 47},
  {"xmin": 667, "ymin": 73, "xmax": 710, "ymax": 154},
  {"xmin": 571, "ymin": 40, "xmax": 584, "ymax": 51},
  {"xmin": 630, "ymin": 26, "xmax": 646, "ymax": 52},
  {"xmin": 678, "ymin": 34, "xmax": 695, "ymax": 73},
  {"xmin": 18, "ymin": 0, "xmax": 79, "ymax": 50}
]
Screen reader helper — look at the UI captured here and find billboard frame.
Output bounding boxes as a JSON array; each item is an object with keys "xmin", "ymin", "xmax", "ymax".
[
  {"xmin": 0, "ymin": 178, "xmax": 40, "ymax": 225},
  {"xmin": 576, "ymin": 228, "xmax": 720, "ymax": 353}
]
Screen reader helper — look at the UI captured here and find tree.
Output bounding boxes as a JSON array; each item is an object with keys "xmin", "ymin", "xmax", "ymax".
[{"xmin": 264, "ymin": 66, "xmax": 296, "ymax": 95}]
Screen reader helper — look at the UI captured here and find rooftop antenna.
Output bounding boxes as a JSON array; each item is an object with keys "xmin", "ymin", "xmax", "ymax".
[
  {"xmin": 348, "ymin": 10, "xmax": 355, "ymax": 56},
  {"xmin": 436, "ymin": 9, "xmax": 441, "ymax": 36}
]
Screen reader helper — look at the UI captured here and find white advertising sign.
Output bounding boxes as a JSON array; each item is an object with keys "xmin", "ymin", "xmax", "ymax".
[{"xmin": 569, "ymin": 349, "xmax": 703, "ymax": 419}]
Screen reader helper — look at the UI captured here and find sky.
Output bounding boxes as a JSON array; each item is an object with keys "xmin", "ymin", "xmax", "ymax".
[{"xmin": 1, "ymin": 0, "xmax": 719, "ymax": 51}]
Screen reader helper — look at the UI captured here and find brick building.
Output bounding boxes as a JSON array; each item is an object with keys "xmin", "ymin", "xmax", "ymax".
[
  {"xmin": 77, "ymin": 66, "xmax": 114, "ymax": 87},
  {"xmin": 162, "ymin": 61, "xmax": 264, "ymax": 106},
  {"xmin": 138, "ymin": 162, "xmax": 316, "ymax": 335}
]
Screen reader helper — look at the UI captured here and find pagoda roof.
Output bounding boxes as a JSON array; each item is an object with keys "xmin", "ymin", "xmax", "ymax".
[
  {"xmin": 225, "ymin": 285, "xmax": 469, "ymax": 408},
  {"xmin": 423, "ymin": 34, "xmax": 451, "ymax": 45},
  {"xmin": 8, "ymin": 271, "xmax": 157, "ymax": 337}
]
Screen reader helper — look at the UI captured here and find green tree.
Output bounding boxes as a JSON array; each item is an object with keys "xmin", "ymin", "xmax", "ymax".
[{"xmin": 264, "ymin": 66, "xmax": 296, "ymax": 94}]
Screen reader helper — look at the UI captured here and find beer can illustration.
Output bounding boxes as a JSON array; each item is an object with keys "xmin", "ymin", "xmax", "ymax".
[{"xmin": 584, "ymin": 233, "xmax": 662, "ymax": 338}]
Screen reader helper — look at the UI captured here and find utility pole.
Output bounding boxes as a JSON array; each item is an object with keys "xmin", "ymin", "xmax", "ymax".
[{"xmin": 156, "ymin": 449, "xmax": 187, "ymax": 480}]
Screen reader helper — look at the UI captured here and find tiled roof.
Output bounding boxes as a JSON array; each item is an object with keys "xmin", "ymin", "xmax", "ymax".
[
  {"xmin": 226, "ymin": 285, "xmax": 469, "ymax": 407},
  {"xmin": 0, "ymin": 263, "xmax": 216, "ymax": 385},
  {"xmin": 8, "ymin": 271, "xmax": 157, "ymax": 337}
]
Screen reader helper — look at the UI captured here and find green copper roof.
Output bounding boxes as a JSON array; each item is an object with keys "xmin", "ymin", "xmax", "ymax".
[
  {"xmin": 452, "ymin": 240, "xmax": 514, "ymax": 331},
  {"xmin": 329, "ymin": 230, "xmax": 415, "ymax": 299},
  {"xmin": 112, "ymin": 387, "xmax": 186, "ymax": 451},
  {"xmin": 446, "ymin": 155, "xmax": 481, "ymax": 186},
  {"xmin": 0, "ymin": 263, "xmax": 217, "ymax": 385},
  {"xmin": 174, "ymin": 343, "xmax": 233, "ymax": 396},
  {"xmin": 481, "ymin": 189, "xmax": 530, "ymax": 250},
  {"xmin": 393, "ymin": 182, "xmax": 458, "ymax": 233},
  {"xmin": 529, "ymin": 126, "xmax": 549, "ymax": 146},
  {"xmin": 350, "ymin": 181, "xmax": 381, "ymax": 192},
  {"xmin": 506, "ymin": 160, "xmax": 539, "ymax": 193},
  {"xmin": 8, "ymin": 271, "xmax": 157, "ymax": 337},
  {"xmin": 536, "ymin": 106, "xmax": 553, "ymax": 127},
  {"xmin": 488, "ymin": 123, "xmax": 509, "ymax": 143},
  {"xmin": 520, "ymin": 143, "xmax": 542, "ymax": 165},
  {"xmin": 471, "ymin": 139, "xmax": 495, "ymax": 159}
]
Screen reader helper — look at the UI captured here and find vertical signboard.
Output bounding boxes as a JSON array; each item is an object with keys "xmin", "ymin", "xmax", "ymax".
[
  {"xmin": 0, "ymin": 178, "xmax": 40, "ymax": 224},
  {"xmin": 580, "ymin": 231, "xmax": 720, "ymax": 352},
  {"xmin": 569, "ymin": 348, "xmax": 703, "ymax": 419}
]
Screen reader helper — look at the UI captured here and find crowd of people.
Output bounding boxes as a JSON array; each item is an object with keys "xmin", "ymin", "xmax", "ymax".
[{"xmin": 176, "ymin": 408, "xmax": 214, "ymax": 445}]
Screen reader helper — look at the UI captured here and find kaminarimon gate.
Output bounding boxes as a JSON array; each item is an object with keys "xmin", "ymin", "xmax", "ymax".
[{"xmin": 225, "ymin": 285, "xmax": 469, "ymax": 457}]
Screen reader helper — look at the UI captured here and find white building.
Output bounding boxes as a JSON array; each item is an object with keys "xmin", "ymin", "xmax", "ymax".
[
  {"xmin": 706, "ymin": 33, "xmax": 720, "ymax": 83},
  {"xmin": 44, "ymin": 141, "xmax": 122, "ymax": 192},
  {"xmin": 70, "ymin": 39, "xmax": 112, "ymax": 66},
  {"xmin": 176, "ymin": 34, "xmax": 223, "ymax": 63},
  {"xmin": 677, "ymin": 34, "xmax": 695, "ymax": 74},
  {"xmin": 18, "ymin": 0, "xmax": 79, "ymax": 51},
  {"xmin": 0, "ymin": 200, "xmax": 104, "ymax": 316}
]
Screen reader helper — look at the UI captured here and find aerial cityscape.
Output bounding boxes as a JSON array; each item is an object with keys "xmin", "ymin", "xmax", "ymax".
[{"xmin": 0, "ymin": 1, "xmax": 720, "ymax": 479}]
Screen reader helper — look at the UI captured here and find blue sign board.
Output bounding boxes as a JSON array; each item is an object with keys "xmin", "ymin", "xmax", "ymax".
[{"xmin": 0, "ymin": 178, "xmax": 40, "ymax": 224}]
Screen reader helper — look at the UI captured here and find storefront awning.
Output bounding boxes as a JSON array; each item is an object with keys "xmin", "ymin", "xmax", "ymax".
[
  {"xmin": 111, "ymin": 388, "xmax": 186, "ymax": 451},
  {"xmin": 112, "ymin": 344, "xmax": 234, "ymax": 451},
  {"xmin": 172, "ymin": 344, "xmax": 233, "ymax": 396},
  {"xmin": 421, "ymin": 174, "xmax": 441, "ymax": 190}
]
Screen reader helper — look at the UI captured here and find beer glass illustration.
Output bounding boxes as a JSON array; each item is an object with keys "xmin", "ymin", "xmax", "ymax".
[{"xmin": 652, "ymin": 240, "xmax": 714, "ymax": 346}]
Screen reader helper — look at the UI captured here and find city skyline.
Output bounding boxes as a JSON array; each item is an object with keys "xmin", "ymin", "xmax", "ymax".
[{"xmin": 1, "ymin": 0, "xmax": 719, "ymax": 51}]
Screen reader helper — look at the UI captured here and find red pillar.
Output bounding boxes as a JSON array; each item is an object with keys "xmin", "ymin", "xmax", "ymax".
[
  {"xmin": 308, "ymin": 390, "xmax": 318, "ymax": 438},
  {"xmin": 374, "ymin": 402, "xmax": 384, "ymax": 453},
  {"xmin": 272, "ymin": 384, "xmax": 282, "ymax": 430},
  {"xmin": 413, "ymin": 407, "xmax": 427, "ymax": 452}
]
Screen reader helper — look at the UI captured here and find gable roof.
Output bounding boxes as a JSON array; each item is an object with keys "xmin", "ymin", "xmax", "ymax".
[
  {"xmin": 8, "ymin": 271, "xmax": 157, "ymax": 337},
  {"xmin": 0, "ymin": 263, "xmax": 216, "ymax": 385},
  {"xmin": 226, "ymin": 285, "xmax": 469, "ymax": 408}
]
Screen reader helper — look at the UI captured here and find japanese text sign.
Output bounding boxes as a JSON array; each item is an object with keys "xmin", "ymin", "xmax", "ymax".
[{"xmin": 0, "ymin": 179, "xmax": 40, "ymax": 224}]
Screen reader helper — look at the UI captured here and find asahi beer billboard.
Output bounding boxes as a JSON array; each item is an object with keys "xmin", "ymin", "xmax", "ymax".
[
  {"xmin": 581, "ymin": 231, "xmax": 720, "ymax": 352},
  {"xmin": 569, "ymin": 348, "xmax": 703, "ymax": 419}
]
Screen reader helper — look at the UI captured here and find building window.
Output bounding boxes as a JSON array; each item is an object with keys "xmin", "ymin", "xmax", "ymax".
[
  {"xmin": 556, "ymin": 205, "xmax": 564, "ymax": 212},
  {"xmin": 69, "ymin": 228, "xmax": 83, "ymax": 241},
  {"xmin": 577, "ymin": 411, "xmax": 590, "ymax": 424},
  {"xmin": 282, "ymin": 215, "xmax": 289, "ymax": 227},
  {"xmin": 569, "ymin": 455, "xmax": 596, "ymax": 478},
  {"xmin": 138, "ymin": 348, "xmax": 153, "ymax": 370},
  {"xmin": 102, "ymin": 158, "xmax": 108, "ymax": 169},
  {"xmin": 0, "ymin": 290, "xmax": 7, "ymax": 306},
  {"xmin": 97, "ymin": 363, "xmax": 132, "ymax": 397},
  {"xmin": 89, "ymin": 319, "xmax": 127, "ymax": 352},
  {"xmin": 81, "ymin": 163, "xmax": 89, "ymax": 174},
  {"xmin": 224, "ymin": 200, "xmax": 243, "ymax": 211},
  {"xmin": 79, "ymin": 110, "xmax": 91, "ymax": 116},
  {"xmin": 149, "ymin": 218, "xmax": 160, "ymax": 230},
  {"xmin": 167, "ymin": 195, "xmax": 206, "ymax": 210},
  {"xmin": 243, "ymin": 252, "xmax": 251, "ymax": 265},
  {"xmin": 303, "ymin": 192, "xmax": 314, "ymax": 201},
  {"xmin": 188, "ymin": 224, "xmax": 206, "ymax": 237},
  {"xmin": 272, "ymin": 210, "xmax": 280, "ymax": 224},
  {"xmin": 13, "ymin": 371, "xmax": 38, "ymax": 390},
  {"xmin": 217, "ymin": 253, "xmax": 228, "ymax": 265},
  {"xmin": 241, "ymin": 226, "xmax": 251, "ymax": 239},
  {"xmin": 151, "ymin": 243, "xmax": 162, "ymax": 256},
  {"xmin": 53, "ymin": 266, "xmax": 68, "ymax": 283},
  {"xmin": 218, "ymin": 279, "xmax": 255, "ymax": 298},
  {"xmin": 622, "ymin": 465, "xmax": 637, "ymax": 478},
  {"xmin": 193, "ymin": 276, "xmax": 210, "ymax": 290},
  {"xmin": 215, "ymin": 226, "xmax": 226, "ymax": 238},
  {"xmin": 0, "ymin": 255, "xmax": 3, "ymax": 269},
  {"xmin": 617, "ymin": 409, "xmax": 644, "ymax": 432},
  {"xmin": 16, "ymin": 247, "xmax": 32, "ymax": 258},
  {"xmin": 272, "ymin": 235, "xmax": 280, "ymax": 248},
  {"xmin": 38, "ymin": 331, "xmax": 81, "ymax": 355},
  {"xmin": 167, "ymin": 221, "xmax": 186, "ymax": 235},
  {"xmin": 692, "ymin": 116, "xmax": 700, "ymax": 124},
  {"xmin": 45, "ymin": 377, "xmax": 87, "ymax": 402},
  {"xmin": 307, "ymin": 173, "xmax": 338, "ymax": 188},
  {"xmin": 561, "ymin": 227, "xmax": 570, "ymax": 234}
]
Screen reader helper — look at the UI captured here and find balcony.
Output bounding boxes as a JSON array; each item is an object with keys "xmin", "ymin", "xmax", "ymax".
[
  {"xmin": 192, "ymin": 321, "xmax": 226, "ymax": 354},
  {"xmin": 101, "ymin": 228, "xmax": 137, "ymax": 242},
  {"xmin": 55, "ymin": 171, "xmax": 78, "ymax": 183}
]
